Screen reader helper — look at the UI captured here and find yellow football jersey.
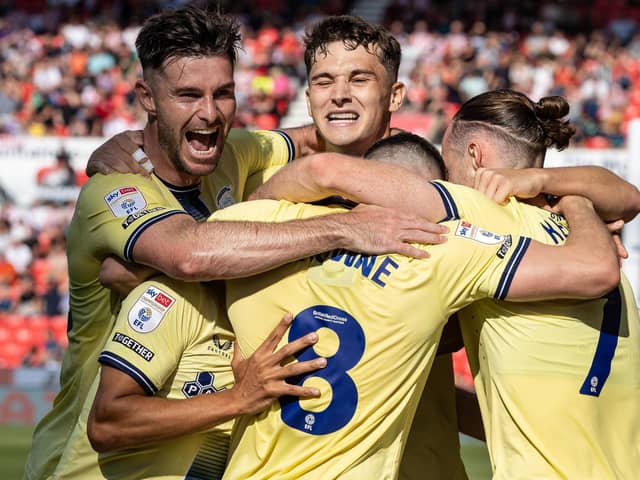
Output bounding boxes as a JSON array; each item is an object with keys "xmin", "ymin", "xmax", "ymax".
[
  {"xmin": 210, "ymin": 199, "xmax": 531, "ymax": 480},
  {"xmin": 433, "ymin": 180, "xmax": 640, "ymax": 479},
  {"xmin": 25, "ymin": 129, "xmax": 292, "ymax": 480},
  {"xmin": 52, "ymin": 277, "xmax": 235, "ymax": 480},
  {"xmin": 399, "ymin": 354, "xmax": 467, "ymax": 480}
]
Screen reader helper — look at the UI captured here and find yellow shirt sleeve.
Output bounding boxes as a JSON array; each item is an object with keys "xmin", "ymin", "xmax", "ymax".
[
  {"xmin": 73, "ymin": 173, "xmax": 187, "ymax": 263},
  {"xmin": 99, "ymin": 278, "xmax": 204, "ymax": 393}
]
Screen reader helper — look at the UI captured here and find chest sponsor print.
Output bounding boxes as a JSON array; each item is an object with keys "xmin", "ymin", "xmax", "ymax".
[{"xmin": 128, "ymin": 286, "xmax": 176, "ymax": 333}]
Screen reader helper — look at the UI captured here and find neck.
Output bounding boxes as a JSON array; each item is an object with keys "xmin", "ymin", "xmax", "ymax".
[{"xmin": 327, "ymin": 125, "xmax": 392, "ymax": 157}]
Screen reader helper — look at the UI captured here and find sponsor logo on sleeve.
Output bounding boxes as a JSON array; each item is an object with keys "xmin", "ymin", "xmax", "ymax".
[
  {"xmin": 104, "ymin": 186, "xmax": 148, "ymax": 217},
  {"xmin": 121, "ymin": 206, "xmax": 164, "ymax": 229},
  {"xmin": 496, "ymin": 235, "xmax": 513, "ymax": 259},
  {"xmin": 111, "ymin": 331, "xmax": 155, "ymax": 361},
  {"xmin": 215, "ymin": 185, "xmax": 235, "ymax": 209},
  {"xmin": 128, "ymin": 286, "xmax": 176, "ymax": 333},
  {"xmin": 455, "ymin": 220, "xmax": 504, "ymax": 245}
]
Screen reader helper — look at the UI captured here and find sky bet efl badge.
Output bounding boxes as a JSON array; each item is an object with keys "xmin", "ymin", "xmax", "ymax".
[
  {"xmin": 104, "ymin": 186, "xmax": 147, "ymax": 217},
  {"xmin": 128, "ymin": 285, "xmax": 175, "ymax": 333},
  {"xmin": 455, "ymin": 220, "xmax": 504, "ymax": 245}
]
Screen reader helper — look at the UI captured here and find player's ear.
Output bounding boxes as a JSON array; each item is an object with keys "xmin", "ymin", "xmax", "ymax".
[
  {"xmin": 388, "ymin": 82, "xmax": 406, "ymax": 113},
  {"xmin": 305, "ymin": 87, "xmax": 312, "ymax": 117},
  {"xmin": 136, "ymin": 78, "xmax": 156, "ymax": 116},
  {"xmin": 467, "ymin": 142, "xmax": 483, "ymax": 170}
]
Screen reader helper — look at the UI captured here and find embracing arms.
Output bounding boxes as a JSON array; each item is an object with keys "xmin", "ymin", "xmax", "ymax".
[
  {"xmin": 88, "ymin": 315, "xmax": 323, "ymax": 452},
  {"xmin": 505, "ymin": 196, "xmax": 619, "ymax": 300},
  {"xmin": 473, "ymin": 166, "xmax": 640, "ymax": 223}
]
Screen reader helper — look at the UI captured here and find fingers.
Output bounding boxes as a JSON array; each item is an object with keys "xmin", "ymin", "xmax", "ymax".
[
  {"xmin": 272, "ymin": 330, "xmax": 319, "ymax": 364},
  {"xmin": 606, "ymin": 219, "xmax": 624, "ymax": 233},
  {"xmin": 259, "ymin": 313, "xmax": 294, "ymax": 354},
  {"xmin": 612, "ymin": 234, "xmax": 628, "ymax": 260},
  {"xmin": 389, "ymin": 242, "xmax": 429, "ymax": 259},
  {"xmin": 131, "ymin": 148, "xmax": 154, "ymax": 176},
  {"xmin": 125, "ymin": 130, "xmax": 145, "ymax": 147},
  {"xmin": 280, "ymin": 357, "xmax": 326, "ymax": 378},
  {"xmin": 399, "ymin": 229, "xmax": 448, "ymax": 246},
  {"xmin": 278, "ymin": 384, "xmax": 321, "ymax": 398},
  {"xmin": 114, "ymin": 130, "xmax": 144, "ymax": 155}
]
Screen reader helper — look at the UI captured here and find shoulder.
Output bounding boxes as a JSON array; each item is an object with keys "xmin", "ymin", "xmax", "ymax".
[{"xmin": 209, "ymin": 199, "xmax": 340, "ymax": 223}]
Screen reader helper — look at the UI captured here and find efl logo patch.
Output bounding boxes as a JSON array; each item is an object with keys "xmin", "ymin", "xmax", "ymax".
[
  {"xmin": 216, "ymin": 185, "xmax": 235, "ymax": 209},
  {"xmin": 455, "ymin": 220, "xmax": 504, "ymax": 245},
  {"xmin": 104, "ymin": 186, "xmax": 147, "ymax": 217},
  {"xmin": 128, "ymin": 285, "xmax": 176, "ymax": 333}
]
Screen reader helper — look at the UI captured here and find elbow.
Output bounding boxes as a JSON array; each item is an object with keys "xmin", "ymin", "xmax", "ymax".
[
  {"xmin": 585, "ymin": 260, "xmax": 620, "ymax": 298},
  {"xmin": 168, "ymin": 254, "xmax": 207, "ymax": 281},
  {"xmin": 88, "ymin": 412, "xmax": 120, "ymax": 453},
  {"xmin": 308, "ymin": 154, "xmax": 340, "ymax": 191},
  {"xmin": 625, "ymin": 186, "xmax": 640, "ymax": 222}
]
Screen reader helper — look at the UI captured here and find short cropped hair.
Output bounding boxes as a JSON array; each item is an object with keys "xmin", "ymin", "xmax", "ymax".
[
  {"xmin": 136, "ymin": 5, "xmax": 241, "ymax": 73},
  {"xmin": 365, "ymin": 132, "xmax": 446, "ymax": 180},
  {"xmin": 303, "ymin": 15, "xmax": 401, "ymax": 82}
]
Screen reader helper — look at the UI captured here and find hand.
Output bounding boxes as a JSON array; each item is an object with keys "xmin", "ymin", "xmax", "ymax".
[
  {"xmin": 474, "ymin": 167, "xmax": 544, "ymax": 204},
  {"xmin": 99, "ymin": 256, "xmax": 157, "ymax": 296},
  {"xmin": 607, "ymin": 219, "xmax": 628, "ymax": 263},
  {"xmin": 86, "ymin": 130, "xmax": 150, "ymax": 176},
  {"xmin": 230, "ymin": 313, "xmax": 324, "ymax": 415},
  {"xmin": 339, "ymin": 203, "xmax": 449, "ymax": 259}
]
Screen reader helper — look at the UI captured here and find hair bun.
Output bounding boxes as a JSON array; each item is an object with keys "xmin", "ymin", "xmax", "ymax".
[{"xmin": 534, "ymin": 96, "xmax": 570, "ymax": 120}]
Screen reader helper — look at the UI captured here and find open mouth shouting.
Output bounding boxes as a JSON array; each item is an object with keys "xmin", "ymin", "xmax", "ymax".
[{"xmin": 185, "ymin": 127, "xmax": 221, "ymax": 158}]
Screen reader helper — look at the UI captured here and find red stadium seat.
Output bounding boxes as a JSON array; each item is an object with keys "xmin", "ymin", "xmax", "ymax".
[
  {"xmin": 0, "ymin": 343, "xmax": 29, "ymax": 369},
  {"xmin": 0, "ymin": 325, "xmax": 13, "ymax": 344},
  {"xmin": 1, "ymin": 313, "xmax": 25, "ymax": 329}
]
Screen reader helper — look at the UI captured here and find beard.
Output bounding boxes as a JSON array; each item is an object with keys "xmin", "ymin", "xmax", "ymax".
[{"xmin": 156, "ymin": 114, "xmax": 193, "ymax": 176}]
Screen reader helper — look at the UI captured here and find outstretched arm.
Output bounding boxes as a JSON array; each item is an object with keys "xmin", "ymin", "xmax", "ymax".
[
  {"xmin": 251, "ymin": 153, "xmax": 450, "ymax": 223},
  {"xmin": 88, "ymin": 314, "xmax": 324, "ymax": 452},
  {"xmin": 506, "ymin": 195, "xmax": 620, "ymax": 300},
  {"xmin": 133, "ymin": 203, "xmax": 447, "ymax": 281},
  {"xmin": 474, "ymin": 166, "xmax": 640, "ymax": 222}
]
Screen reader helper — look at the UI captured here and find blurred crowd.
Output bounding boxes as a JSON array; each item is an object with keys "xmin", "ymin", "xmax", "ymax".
[
  {"xmin": 1, "ymin": 0, "xmax": 640, "ymax": 369},
  {"xmin": 0, "ymin": 0, "xmax": 639, "ymax": 146}
]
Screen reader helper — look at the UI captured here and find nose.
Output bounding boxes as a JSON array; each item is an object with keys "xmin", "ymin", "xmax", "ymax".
[
  {"xmin": 197, "ymin": 97, "xmax": 219, "ymax": 124},
  {"xmin": 331, "ymin": 78, "xmax": 351, "ymax": 106}
]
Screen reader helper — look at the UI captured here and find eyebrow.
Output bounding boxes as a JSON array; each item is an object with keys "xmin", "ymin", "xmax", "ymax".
[
  {"xmin": 173, "ymin": 81, "xmax": 236, "ymax": 93},
  {"xmin": 310, "ymin": 69, "xmax": 377, "ymax": 82}
]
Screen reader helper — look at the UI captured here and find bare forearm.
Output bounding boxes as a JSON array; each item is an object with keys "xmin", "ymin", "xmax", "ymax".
[
  {"xmin": 134, "ymin": 216, "xmax": 345, "ymax": 280},
  {"xmin": 255, "ymin": 154, "xmax": 446, "ymax": 222},
  {"xmin": 89, "ymin": 389, "xmax": 243, "ymax": 452},
  {"xmin": 182, "ymin": 217, "xmax": 349, "ymax": 279},
  {"xmin": 99, "ymin": 256, "xmax": 157, "ymax": 296},
  {"xmin": 280, "ymin": 124, "xmax": 323, "ymax": 157},
  {"xmin": 508, "ymin": 199, "xmax": 619, "ymax": 300},
  {"xmin": 539, "ymin": 167, "xmax": 640, "ymax": 222}
]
